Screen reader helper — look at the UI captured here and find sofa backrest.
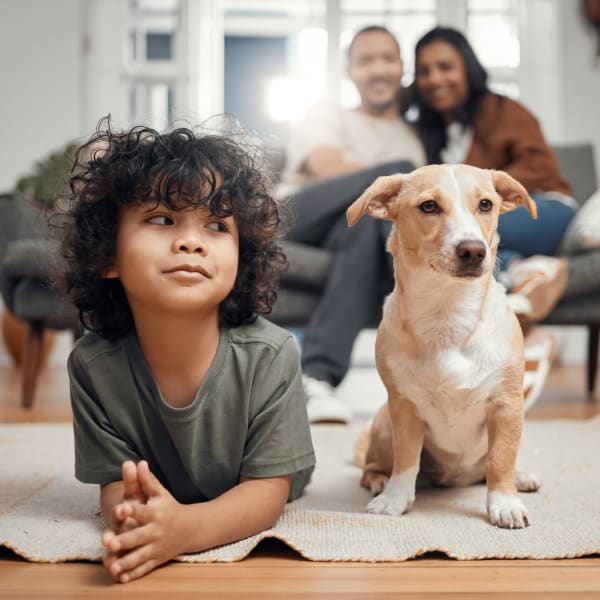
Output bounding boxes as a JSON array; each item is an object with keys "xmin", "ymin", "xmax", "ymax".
[{"xmin": 552, "ymin": 144, "xmax": 598, "ymax": 207}]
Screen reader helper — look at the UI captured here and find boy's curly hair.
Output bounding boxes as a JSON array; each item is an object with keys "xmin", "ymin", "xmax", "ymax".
[{"xmin": 60, "ymin": 118, "xmax": 287, "ymax": 340}]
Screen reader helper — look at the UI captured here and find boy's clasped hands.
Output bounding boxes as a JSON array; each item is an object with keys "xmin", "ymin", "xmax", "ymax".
[{"xmin": 102, "ymin": 461, "xmax": 192, "ymax": 583}]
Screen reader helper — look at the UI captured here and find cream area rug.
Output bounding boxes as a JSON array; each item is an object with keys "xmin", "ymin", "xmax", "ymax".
[{"xmin": 1, "ymin": 418, "xmax": 599, "ymax": 563}]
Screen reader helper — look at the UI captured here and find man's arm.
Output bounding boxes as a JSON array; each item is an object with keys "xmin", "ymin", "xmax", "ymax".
[
  {"xmin": 302, "ymin": 145, "xmax": 365, "ymax": 180},
  {"xmin": 287, "ymin": 102, "xmax": 364, "ymax": 181},
  {"xmin": 101, "ymin": 460, "xmax": 291, "ymax": 583}
]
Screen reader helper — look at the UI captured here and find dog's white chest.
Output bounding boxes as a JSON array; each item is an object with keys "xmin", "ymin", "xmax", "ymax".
[
  {"xmin": 435, "ymin": 346, "xmax": 491, "ymax": 390},
  {"xmin": 383, "ymin": 329, "xmax": 510, "ymax": 467},
  {"xmin": 404, "ymin": 353, "xmax": 492, "ymax": 482},
  {"xmin": 404, "ymin": 345, "xmax": 495, "ymax": 423},
  {"xmin": 397, "ymin": 323, "xmax": 510, "ymax": 396}
]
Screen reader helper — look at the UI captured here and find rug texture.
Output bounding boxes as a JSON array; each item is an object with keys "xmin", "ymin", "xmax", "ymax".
[{"xmin": 0, "ymin": 419, "xmax": 599, "ymax": 563}]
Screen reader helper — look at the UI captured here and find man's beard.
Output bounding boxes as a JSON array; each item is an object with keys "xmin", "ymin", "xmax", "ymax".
[
  {"xmin": 364, "ymin": 96, "xmax": 397, "ymax": 114},
  {"xmin": 363, "ymin": 78, "xmax": 399, "ymax": 114}
]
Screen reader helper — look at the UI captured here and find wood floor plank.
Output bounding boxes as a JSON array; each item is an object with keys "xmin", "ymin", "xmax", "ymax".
[{"xmin": 1, "ymin": 555, "xmax": 600, "ymax": 599}]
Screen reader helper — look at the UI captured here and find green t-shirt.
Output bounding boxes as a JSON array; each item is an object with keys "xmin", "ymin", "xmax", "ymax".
[{"xmin": 68, "ymin": 317, "xmax": 315, "ymax": 503}]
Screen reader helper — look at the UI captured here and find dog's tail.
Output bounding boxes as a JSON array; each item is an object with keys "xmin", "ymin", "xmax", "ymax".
[{"xmin": 353, "ymin": 419, "xmax": 373, "ymax": 469}]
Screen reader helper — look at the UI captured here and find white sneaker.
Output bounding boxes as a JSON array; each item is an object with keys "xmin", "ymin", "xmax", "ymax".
[{"xmin": 302, "ymin": 374, "xmax": 352, "ymax": 424}]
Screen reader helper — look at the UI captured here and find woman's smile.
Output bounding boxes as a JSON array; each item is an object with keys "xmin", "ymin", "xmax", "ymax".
[{"xmin": 416, "ymin": 39, "xmax": 470, "ymax": 121}]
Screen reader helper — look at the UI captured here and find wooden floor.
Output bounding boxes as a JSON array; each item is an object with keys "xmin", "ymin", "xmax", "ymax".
[{"xmin": 1, "ymin": 357, "xmax": 599, "ymax": 599}]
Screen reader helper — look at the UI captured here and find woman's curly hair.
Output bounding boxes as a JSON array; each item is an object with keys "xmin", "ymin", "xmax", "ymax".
[{"xmin": 60, "ymin": 118, "xmax": 287, "ymax": 340}]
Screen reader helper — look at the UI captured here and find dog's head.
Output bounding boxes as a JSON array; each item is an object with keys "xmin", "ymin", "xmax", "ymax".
[{"xmin": 347, "ymin": 164, "xmax": 537, "ymax": 279}]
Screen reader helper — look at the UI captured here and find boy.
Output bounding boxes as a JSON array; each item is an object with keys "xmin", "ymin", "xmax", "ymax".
[{"xmin": 61, "ymin": 121, "xmax": 315, "ymax": 583}]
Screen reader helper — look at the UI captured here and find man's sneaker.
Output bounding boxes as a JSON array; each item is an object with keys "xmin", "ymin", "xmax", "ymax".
[
  {"xmin": 302, "ymin": 374, "xmax": 352, "ymax": 424},
  {"xmin": 507, "ymin": 256, "xmax": 568, "ymax": 322}
]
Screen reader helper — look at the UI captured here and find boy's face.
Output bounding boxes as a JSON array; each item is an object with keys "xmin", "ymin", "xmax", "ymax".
[{"xmin": 105, "ymin": 199, "xmax": 239, "ymax": 321}]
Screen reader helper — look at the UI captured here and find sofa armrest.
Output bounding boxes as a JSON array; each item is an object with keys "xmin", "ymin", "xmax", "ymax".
[
  {"xmin": 2, "ymin": 238, "xmax": 60, "ymax": 281},
  {"xmin": 564, "ymin": 248, "xmax": 600, "ymax": 298}
]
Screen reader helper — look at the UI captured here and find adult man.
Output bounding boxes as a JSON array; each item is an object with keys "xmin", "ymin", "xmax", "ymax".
[{"xmin": 280, "ymin": 26, "xmax": 425, "ymax": 423}]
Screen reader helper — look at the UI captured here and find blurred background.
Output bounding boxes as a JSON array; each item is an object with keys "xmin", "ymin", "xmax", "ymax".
[{"xmin": 1, "ymin": 0, "xmax": 599, "ymax": 194}]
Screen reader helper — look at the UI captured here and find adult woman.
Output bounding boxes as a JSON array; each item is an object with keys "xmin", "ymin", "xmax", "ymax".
[{"xmin": 411, "ymin": 26, "xmax": 576, "ymax": 320}]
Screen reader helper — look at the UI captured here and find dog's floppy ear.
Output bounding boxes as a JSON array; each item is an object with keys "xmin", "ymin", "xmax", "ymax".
[
  {"xmin": 491, "ymin": 170, "xmax": 538, "ymax": 219},
  {"xmin": 346, "ymin": 174, "xmax": 406, "ymax": 226}
]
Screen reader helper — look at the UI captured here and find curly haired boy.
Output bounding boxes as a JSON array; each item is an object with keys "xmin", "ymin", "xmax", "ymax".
[{"xmin": 61, "ymin": 120, "xmax": 315, "ymax": 583}]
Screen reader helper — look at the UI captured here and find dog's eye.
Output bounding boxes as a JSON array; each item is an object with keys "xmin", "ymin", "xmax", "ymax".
[
  {"xmin": 479, "ymin": 199, "xmax": 493, "ymax": 212},
  {"xmin": 419, "ymin": 200, "xmax": 439, "ymax": 214}
]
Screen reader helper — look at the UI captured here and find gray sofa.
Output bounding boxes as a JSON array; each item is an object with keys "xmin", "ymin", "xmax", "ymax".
[{"xmin": 269, "ymin": 144, "xmax": 600, "ymax": 396}]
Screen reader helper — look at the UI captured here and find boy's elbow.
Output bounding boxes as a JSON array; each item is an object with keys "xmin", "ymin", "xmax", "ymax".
[{"xmin": 262, "ymin": 475, "xmax": 292, "ymax": 525}]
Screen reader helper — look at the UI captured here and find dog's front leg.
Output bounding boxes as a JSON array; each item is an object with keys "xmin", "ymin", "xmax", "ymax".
[
  {"xmin": 486, "ymin": 399, "xmax": 530, "ymax": 528},
  {"xmin": 367, "ymin": 395, "xmax": 424, "ymax": 516}
]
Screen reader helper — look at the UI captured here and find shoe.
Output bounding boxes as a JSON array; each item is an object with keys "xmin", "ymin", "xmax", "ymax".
[
  {"xmin": 507, "ymin": 256, "xmax": 568, "ymax": 322},
  {"xmin": 302, "ymin": 374, "xmax": 352, "ymax": 424},
  {"xmin": 522, "ymin": 326, "xmax": 557, "ymax": 412}
]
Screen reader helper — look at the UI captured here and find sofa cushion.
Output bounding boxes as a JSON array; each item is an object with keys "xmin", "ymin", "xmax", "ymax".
[
  {"xmin": 559, "ymin": 188, "xmax": 600, "ymax": 254},
  {"xmin": 552, "ymin": 144, "xmax": 597, "ymax": 207},
  {"xmin": 280, "ymin": 241, "xmax": 332, "ymax": 291}
]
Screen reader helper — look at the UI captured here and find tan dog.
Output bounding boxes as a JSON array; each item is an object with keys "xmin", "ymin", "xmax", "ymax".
[{"xmin": 347, "ymin": 164, "xmax": 541, "ymax": 529}]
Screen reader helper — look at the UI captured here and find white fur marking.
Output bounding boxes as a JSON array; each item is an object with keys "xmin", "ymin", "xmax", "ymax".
[
  {"xmin": 366, "ymin": 466, "xmax": 419, "ymax": 516},
  {"xmin": 446, "ymin": 170, "xmax": 487, "ymax": 243},
  {"xmin": 443, "ymin": 167, "xmax": 492, "ymax": 272},
  {"xmin": 487, "ymin": 491, "xmax": 530, "ymax": 528}
]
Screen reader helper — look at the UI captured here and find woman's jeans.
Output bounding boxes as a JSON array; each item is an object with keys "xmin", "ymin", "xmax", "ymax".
[{"xmin": 496, "ymin": 193, "xmax": 576, "ymax": 272}]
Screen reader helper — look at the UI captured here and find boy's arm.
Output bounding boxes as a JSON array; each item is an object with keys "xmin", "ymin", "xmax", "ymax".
[
  {"xmin": 100, "ymin": 481, "xmax": 125, "ymax": 529},
  {"xmin": 102, "ymin": 460, "xmax": 291, "ymax": 583},
  {"xmin": 187, "ymin": 474, "xmax": 292, "ymax": 550}
]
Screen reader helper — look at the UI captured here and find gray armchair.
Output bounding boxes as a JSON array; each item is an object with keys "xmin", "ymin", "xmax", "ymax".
[
  {"xmin": 270, "ymin": 144, "xmax": 600, "ymax": 397},
  {"xmin": 0, "ymin": 194, "xmax": 77, "ymax": 407}
]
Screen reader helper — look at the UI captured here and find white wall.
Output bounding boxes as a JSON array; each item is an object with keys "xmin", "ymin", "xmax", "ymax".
[
  {"xmin": 518, "ymin": 0, "xmax": 565, "ymax": 141},
  {"xmin": 515, "ymin": 0, "xmax": 600, "ymax": 180},
  {"xmin": 82, "ymin": 0, "xmax": 131, "ymax": 132},
  {"xmin": 0, "ymin": 0, "xmax": 83, "ymax": 193},
  {"xmin": 0, "ymin": 0, "xmax": 133, "ymax": 195}
]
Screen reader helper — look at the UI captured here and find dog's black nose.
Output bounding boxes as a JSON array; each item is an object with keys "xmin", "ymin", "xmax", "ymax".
[{"xmin": 456, "ymin": 240, "xmax": 486, "ymax": 266}]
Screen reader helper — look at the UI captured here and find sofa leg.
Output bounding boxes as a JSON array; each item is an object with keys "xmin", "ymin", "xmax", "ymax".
[
  {"xmin": 587, "ymin": 325, "xmax": 600, "ymax": 400},
  {"xmin": 21, "ymin": 321, "xmax": 45, "ymax": 409}
]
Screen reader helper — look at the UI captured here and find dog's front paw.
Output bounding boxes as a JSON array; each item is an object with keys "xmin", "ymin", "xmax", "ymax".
[
  {"xmin": 366, "ymin": 469, "xmax": 418, "ymax": 516},
  {"xmin": 487, "ymin": 491, "xmax": 530, "ymax": 529},
  {"xmin": 366, "ymin": 488, "xmax": 415, "ymax": 516}
]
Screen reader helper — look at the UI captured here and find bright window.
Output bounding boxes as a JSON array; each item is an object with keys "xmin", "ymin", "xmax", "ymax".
[{"xmin": 467, "ymin": 0, "xmax": 520, "ymax": 97}]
